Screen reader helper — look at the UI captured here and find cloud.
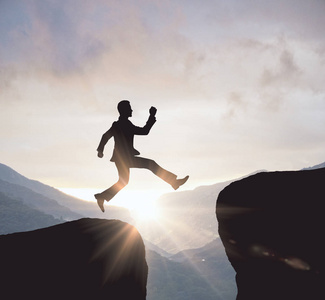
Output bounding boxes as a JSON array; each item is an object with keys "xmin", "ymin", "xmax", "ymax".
[
  {"xmin": 207, "ymin": 0, "xmax": 325, "ymax": 41},
  {"xmin": 260, "ymin": 49, "xmax": 301, "ymax": 86},
  {"xmin": 2, "ymin": 0, "xmax": 324, "ymax": 102},
  {"xmin": 223, "ymin": 92, "xmax": 247, "ymax": 120}
]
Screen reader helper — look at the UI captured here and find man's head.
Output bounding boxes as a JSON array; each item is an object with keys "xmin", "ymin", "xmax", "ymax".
[{"xmin": 117, "ymin": 100, "xmax": 133, "ymax": 117}]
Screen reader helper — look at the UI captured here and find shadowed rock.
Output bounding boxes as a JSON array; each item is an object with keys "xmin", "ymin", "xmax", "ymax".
[
  {"xmin": 216, "ymin": 168, "xmax": 325, "ymax": 300},
  {"xmin": 0, "ymin": 218, "xmax": 148, "ymax": 300}
]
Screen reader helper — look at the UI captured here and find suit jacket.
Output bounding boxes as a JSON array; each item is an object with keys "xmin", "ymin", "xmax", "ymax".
[{"xmin": 97, "ymin": 115, "xmax": 156, "ymax": 163}]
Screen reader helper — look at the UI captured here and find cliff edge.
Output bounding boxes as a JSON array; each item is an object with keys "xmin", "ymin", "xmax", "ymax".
[
  {"xmin": 216, "ymin": 168, "xmax": 325, "ymax": 300},
  {"xmin": 0, "ymin": 218, "xmax": 148, "ymax": 300}
]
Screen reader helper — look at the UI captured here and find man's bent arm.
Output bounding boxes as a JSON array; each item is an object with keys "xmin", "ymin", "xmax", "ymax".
[
  {"xmin": 97, "ymin": 126, "xmax": 114, "ymax": 155},
  {"xmin": 133, "ymin": 107, "xmax": 157, "ymax": 135}
]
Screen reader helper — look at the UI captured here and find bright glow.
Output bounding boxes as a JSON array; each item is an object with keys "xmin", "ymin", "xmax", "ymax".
[
  {"xmin": 111, "ymin": 190, "xmax": 162, "ymax": 221},
  {"xmin": 58, "ymin": 188, "xmax": 163, "ymax": 221}
]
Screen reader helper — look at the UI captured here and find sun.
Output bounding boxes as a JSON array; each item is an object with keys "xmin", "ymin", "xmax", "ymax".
[
  {"xmin": 58, "ymin": 187, "xmax": 163, "ymax": 222},
  {"xmin": 110, "ymin": 190, "xmax": 162, "ymax": 222},
  {"xmin": 132, "ymin": 199, "xmax": 159, "ymax": 221}
]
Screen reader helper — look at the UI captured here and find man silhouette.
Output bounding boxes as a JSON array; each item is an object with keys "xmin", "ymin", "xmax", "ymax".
[{"xmin": 95, "ymin": 100, "xmax": 189, "ymax": 212}]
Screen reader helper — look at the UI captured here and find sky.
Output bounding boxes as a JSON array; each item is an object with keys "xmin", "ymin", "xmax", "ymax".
[{"xmin": 1, "ymin": 0, "xmax": 325, "ymax": 195}]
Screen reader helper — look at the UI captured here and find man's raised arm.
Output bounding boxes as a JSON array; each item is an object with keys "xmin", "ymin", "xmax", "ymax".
[{"xmin": 133, "ymin": 106, "xmax": 157, "ymax": 135}]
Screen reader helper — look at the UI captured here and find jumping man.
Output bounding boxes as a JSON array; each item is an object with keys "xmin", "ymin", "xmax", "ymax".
[{"xmin": 95, "ymin": 100, "xmax": 189, "ymax": 212}]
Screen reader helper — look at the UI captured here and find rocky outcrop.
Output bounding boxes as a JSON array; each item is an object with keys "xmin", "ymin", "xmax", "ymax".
[
  {"xmin": 216, "ymin": 168, "xmax": 325, "ymax": 300},
  {"xmin": 0, "ymin": 218, "xmax": 148, "ymax": 300}
]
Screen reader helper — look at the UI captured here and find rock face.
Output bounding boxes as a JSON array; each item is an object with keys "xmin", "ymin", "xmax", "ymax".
[
  {"xmin": 216, "ymin": 168, "xmax": 325, "ymax": 300},
  {"xmin": 0, "ymin": 218, "xmax": 148, "ymax": 300}
]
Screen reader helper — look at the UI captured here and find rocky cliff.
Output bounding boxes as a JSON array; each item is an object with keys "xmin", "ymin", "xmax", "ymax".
[
  {"xmin": 216, "ymin": 168, "xmax": 325, "ymax": 300},
  {"xmin": 0, "ymin": 218, "xmax": 148, "ymax": 300}
]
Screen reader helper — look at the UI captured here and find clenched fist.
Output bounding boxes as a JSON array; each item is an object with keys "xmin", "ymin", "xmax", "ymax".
[{"xmin": 149, "ymin": 106, "xmax": 157, "ymax": 116}]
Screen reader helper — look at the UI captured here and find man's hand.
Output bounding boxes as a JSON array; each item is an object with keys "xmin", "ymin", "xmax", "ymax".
[
  {"xmin": 149, "ymin": 106, "xmax": 157, "ymax": 116},
  {"xmin": 97, "ymin": 151, "xmax": 104, "ymax": 158}
]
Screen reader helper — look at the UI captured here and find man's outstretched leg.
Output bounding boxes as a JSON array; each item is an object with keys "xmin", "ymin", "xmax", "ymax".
[
  {"xmin": 95, "ymin": 162, "xmax": 129, "ymax": 212},
  {"xmin": 131, "ymin": 157, "xmax": 189, "ymax": 190}
]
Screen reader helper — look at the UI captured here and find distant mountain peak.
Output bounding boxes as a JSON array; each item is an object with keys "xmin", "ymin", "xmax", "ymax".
[
  {"xmin": 301, "ymin": 161, "xmax": 325, "ymax": 170},
  {"xmin": 0, "ymin": 162, "xmax": 133, "ymax": 230}
]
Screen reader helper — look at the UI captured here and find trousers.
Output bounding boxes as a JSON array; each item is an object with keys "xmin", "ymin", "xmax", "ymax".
[{"xmin": 101, "ymin": 156, "xmax": 177, "ymax": 200}]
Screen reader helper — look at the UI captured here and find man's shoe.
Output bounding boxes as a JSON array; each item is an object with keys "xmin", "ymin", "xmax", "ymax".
[
  {"xmin": 95, "ymin": 193, "xmax": 105, "ymax": 212},
  {"xmin": 172, "ymin": 175, "xmax": 189, "ymax": 190}
]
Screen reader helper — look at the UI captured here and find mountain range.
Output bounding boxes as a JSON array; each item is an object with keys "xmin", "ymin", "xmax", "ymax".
[
  {"xmin": 0, "ymin": 162, "xmax": 248, "ymax": 252},
  {"xmin": 0, "ymin": 162, "xmax": 132, "ymax": 223},
  {"xmin": 0, "ymin": 190, "xmax": 62, "ymax": 234},
  {"xmin": 135, "ymin": 170, "xmax": 265, "ymax": 253},
  {"xmin": 140, "ymin": 161, "xmax": 325, "ymax": 253},
  {"xmin": 146, "ymin": 242, "xmax": 236, "ymax": 300},
  {"xmin": 0, "ymin": 162, "xmax": 237, "ymax": 299},
  {"xmin": 1, "ymin": 161, "xmax": 324, "ymax": 299}
]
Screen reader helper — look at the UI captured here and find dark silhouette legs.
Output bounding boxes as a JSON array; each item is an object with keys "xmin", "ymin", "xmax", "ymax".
[
  {"xmin": 95, "ymin": 157, "xmax": 188, "ymax": 212},
  {"xmin": 101, "ymin": 157, "xmax": 177, "ymax": 200}
]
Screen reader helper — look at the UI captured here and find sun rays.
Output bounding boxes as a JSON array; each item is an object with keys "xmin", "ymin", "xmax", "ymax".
[
  {"xmin": 58, "ymin": 187, "xmax": 216, "ymax": 254},
  {"xmin": 58, "ymin": 187, "xmax": 165, "ymax": 222}
]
